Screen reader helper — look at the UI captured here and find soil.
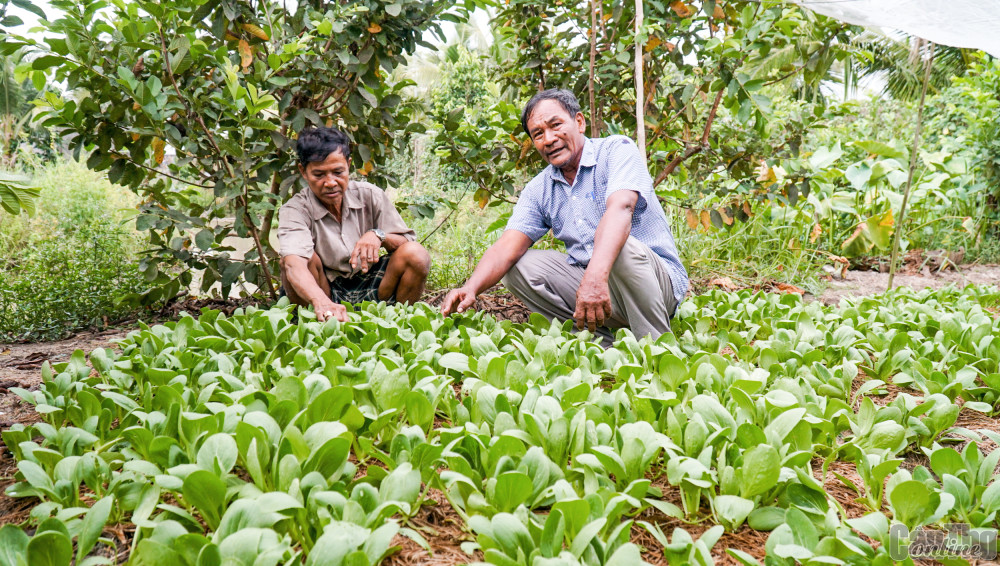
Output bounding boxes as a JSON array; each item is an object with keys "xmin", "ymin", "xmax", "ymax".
[
  {"xmin": 1, "ymin": 263, "xmax": 998, "ymax": 564},
  {"xmin": 0, "ymin": 328, "xmax": 131, "ymax": 428},
  {"xmin": 814, "ymin": 263, "xmax": 1000, "ymax": 306},
  {"xmin": 386, "ymin": 489, "xmax": 481, "ymax": 566},
  {"xmin": 422, "ymin": 286, "xmax": 532, "ymax": 324}
]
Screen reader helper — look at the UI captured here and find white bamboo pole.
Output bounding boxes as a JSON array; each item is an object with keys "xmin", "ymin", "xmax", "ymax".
[{"xmin": 634, "ymin": 0, "xmax": 646, "ymax": 163}]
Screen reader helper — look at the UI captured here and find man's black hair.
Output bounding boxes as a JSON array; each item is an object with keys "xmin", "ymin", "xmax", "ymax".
[
  {"xmin": 296, "ymin": 126, "xmax": 351, "ymax": 166},
  {"xmin": 520, "ymin": 89, "xmax": 582, "ymax": 135}
]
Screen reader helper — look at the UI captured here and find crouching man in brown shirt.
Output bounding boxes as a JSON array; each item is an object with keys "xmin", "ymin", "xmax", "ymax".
[{"xmin": 278, "ymin": 126, "xmax": 430, "ymax": 322}]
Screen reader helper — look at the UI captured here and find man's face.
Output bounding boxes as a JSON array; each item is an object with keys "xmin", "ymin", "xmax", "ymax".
[
  {"xmin": 299, "ymin": 150, "xmax": 350, "ymax": 213},
  {"xmin": 525, "ymin": 99, "xmax": 587, "ymax": 173}
]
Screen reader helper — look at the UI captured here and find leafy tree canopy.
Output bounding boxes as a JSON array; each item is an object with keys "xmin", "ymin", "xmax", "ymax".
[
  {"xmin": 1, "ymin": 0, "xmax": 477, "ymax": 301},
  {"xmin": 435, "ymin": 0, "xmax": 859, "ymax": 225}
]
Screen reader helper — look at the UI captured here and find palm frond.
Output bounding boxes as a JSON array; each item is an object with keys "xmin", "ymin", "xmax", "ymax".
[{"xmin": 849, "ymin": 31, "xmax": 972, "ymax": 101}]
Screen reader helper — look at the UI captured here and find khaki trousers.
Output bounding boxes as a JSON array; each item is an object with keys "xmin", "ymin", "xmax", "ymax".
[{"xmin": 501, "ymin": 236, "xmax": 678, "ymax": 344}]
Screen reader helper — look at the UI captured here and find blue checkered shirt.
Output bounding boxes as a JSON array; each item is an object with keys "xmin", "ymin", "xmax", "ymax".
[{"xmin": 506, "ymin": 135, "xmax": 689, "ymax": 304}]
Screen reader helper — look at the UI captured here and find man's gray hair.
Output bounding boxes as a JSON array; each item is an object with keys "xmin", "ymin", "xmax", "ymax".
[{"xmin": 520, "ymin": 89, "xmax": 582, "ymax": 135}]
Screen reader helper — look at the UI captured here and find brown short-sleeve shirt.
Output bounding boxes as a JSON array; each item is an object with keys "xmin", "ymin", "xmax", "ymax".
[{"xmin": 277, "ymin": 180, "xmax": 416, "ymax": 281}]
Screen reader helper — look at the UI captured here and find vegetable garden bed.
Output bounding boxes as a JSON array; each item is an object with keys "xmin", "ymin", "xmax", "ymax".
[{"xmin": 1, "ymin": 285, "xmax": 999, "ymax": 565}]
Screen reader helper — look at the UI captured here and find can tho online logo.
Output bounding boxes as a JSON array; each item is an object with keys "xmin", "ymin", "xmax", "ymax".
[{"xmin": 888, "ymin": 523, "xmax": 998, "ymax": 561}]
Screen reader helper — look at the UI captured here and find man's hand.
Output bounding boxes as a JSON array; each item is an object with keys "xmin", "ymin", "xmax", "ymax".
[
  {"xmin": 350, "ymin": 231, "xmax": 382, "ymax": 273},
  {"xmin": 439, "ymin": 231, "xmax": 533, "ymax": 318},
  {"xmin": 574, "ymin": 274, "xmax": 612, "ymax": 332},
  {"xmin": 440, "ymin": 286, "xmax": 478, "ymax": 316},
  {"xmin": 313, "ymin": 296, "xmax": 348, "ymax": 322}
]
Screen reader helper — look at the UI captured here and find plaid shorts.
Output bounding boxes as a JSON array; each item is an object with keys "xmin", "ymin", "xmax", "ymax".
[{"xmin": 328, "ymin": 254, "xmax": 392, "ymax": 304}]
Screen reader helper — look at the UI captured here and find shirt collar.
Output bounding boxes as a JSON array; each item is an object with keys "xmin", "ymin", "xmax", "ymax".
[
  {"xmin": 545, "ymin": 137, "xmax": 596, "ymax": 187},
  {"xmin": 305, "ymin": 180, "xmax": 363, "ymax": 221}
]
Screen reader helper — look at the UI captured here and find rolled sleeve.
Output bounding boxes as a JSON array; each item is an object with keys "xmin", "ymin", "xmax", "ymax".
[
  {"xmin": 373, "ymin": 189, "xmax": 416, "ymax": 241},
  {"xmin": 505, "ymin": 182, "xmax": 549, "ymax": 242},
  {"xmin": 605, "ymin": 137, "xmax": 651, "ymax": 213},
  {"xmin": 277, "ymin": 199, "xmax": 315, "ymax": 259}
]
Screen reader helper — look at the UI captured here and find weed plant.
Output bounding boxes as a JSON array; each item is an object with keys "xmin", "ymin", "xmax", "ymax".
[
  {"xmin": 0, "ymin": 160, "xmax": 147, "ymax": 341},
  {"xmin": 407, "ymin": 201, "xmax": 508, "ymax": 290},
  {"xmin": 674, "ymin": 203, "xmax": 826, "ymax": 293},
  {"xmin": 981, "ymin": 288, "xmax": 1000, "ymax": 310},
  {"xmin": 970, "ymin": 231, "xmax": 1000, "ymax": 265}
]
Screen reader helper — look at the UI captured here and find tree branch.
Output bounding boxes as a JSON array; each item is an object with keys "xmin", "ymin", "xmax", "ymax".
[
  {"xmin": 159, "ymin": 28, "xmax": 228, "ymax": 167},
  {"xmin": 261, "ymin": 123, "xmax": 290, "ymax": 242},
  {"xmin": 655, "ymin": 79, "xmax": 710, "ymax": 132},
  {"xmin": 420, "ymin": 186, "xmax": 472, "ymax": 245},
  {"xmin": 160, "ymin": 26, "xmax": 277, "ymax": 300},
  {"xmin": 323, "ymin": 73, "xmax": 362, "ymax": 117},
  {"xmin": 454, "ymin": 150, "xmax": 515, "ymax": 204},
  {"xmin": 653, "ymin": 86, "xmax": 724, "ymax": 186},
  {"xmin": 260, "ymin": 171, "xmax": 281, "ymax": 250},
  {"xmin": 109, "ymin": 151, "xmax": 212, "ymax": 188},
  {"xmin": 238, "ymin": 196, "xmax": 278, "ymax": 300}
]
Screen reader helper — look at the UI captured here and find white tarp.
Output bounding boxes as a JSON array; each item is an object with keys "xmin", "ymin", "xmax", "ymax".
[{"xmin": 794, "ymin": 0, "xmax": 1000, "ymax": 58}]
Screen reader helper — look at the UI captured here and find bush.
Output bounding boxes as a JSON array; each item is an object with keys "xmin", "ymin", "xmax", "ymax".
[
  {"xmin": 0, "ymin": 160, "xmax": 148, "ymax": 341},
  {"xmin": 0, "ymin": 232, "xmax": 146, "ymax": 341},
  {"xmin": 0, "ymin": 160, "xmax": 140, "ymax": 252}
]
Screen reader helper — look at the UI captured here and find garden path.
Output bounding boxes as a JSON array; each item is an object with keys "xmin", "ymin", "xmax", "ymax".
[{"xmin": 816, "ymin": 264, "xmax": 1000, "ymax": 305}]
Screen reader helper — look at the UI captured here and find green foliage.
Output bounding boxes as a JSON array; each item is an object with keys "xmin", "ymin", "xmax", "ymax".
[
  {"xmin": 675, "ymin": 201, "xmax": 825, "ymax": 293},
  {"xmin": 847, "ymin": 33, "xmax": 973, "ymax": 102},
  {"xmin": 0, "ymin": 170, "xmax": 38, "ymax": 215},
  {"xmin": 1, "ymin": 0, "xmax": 477, "ymax": 302},
  {"xmin": 0, "ymin": 46, "xmax": 57, "ymax": 165},
  {"xmin": 0, "ymin": 225, "xmax": 146, "ymax": 342},
  {"xmin": 676, "ymin": 91, "xmax": 991, "ymax": 279},
  {"xmin": 428, "ymin": 46, "xmax": 492, "ymax": 122},
  {"xmin": 924, "ymin": 53, "xmax": 1000, "ymax": 217},
  {"xmin": 433, "ymin": 99, "xmax": 529, "ymax": 211},
  {"xmin": 0, "ymin": 160, "xmax": 147, "ymax": 341},
  {"xmin": 417, "ymin": 212, "xmax": 500, "ymax": 290}
]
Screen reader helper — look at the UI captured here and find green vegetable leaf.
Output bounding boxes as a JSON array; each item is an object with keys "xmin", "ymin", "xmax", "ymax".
[
  {"xmin": 889, "ymin": 480, "xmax": 940, "ymax": 529},
  {"xmin": 183, "ymin": 470, "xmax": 227, "ymax": 530},
  {"xmin": 491, "ymin": 471, "xmax": 533, "ymax": 513},
  {"xmin": 196, "ymin": 433, "xmax": 238, "ymax": 475},
  {"xmin": 740, "ymin": 444, "xmax": 780, "ymax": 498},
  {"xmin": 77, "ymin": 496, "xmax": 114, "ymax": 560},
  {"xmin": 714, "ymin": 495, "xmax": 754, "ymax": 531},
  {"xmin": 26, "ymin": 531, "xmax": 73, "ymax": 566},
  {"xmin": 0, "ymin": 525, "xmax": 29, "ymax": 566}
]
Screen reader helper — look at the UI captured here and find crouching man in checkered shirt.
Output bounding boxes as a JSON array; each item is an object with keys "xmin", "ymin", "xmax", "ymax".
[{"xmin": 441, "ymin": 89, "xmax": 688, "ymax": 344}]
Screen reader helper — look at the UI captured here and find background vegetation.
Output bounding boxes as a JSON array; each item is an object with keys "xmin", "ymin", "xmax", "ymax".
[{"xmin": 0, "ymin": 161, "xmax": 147, "ymax": 341}]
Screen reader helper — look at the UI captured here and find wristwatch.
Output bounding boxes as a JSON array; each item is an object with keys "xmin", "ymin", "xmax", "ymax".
[{"xmin": 370, "ymin": 228, "xmax": 386, "ymax": 243}]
